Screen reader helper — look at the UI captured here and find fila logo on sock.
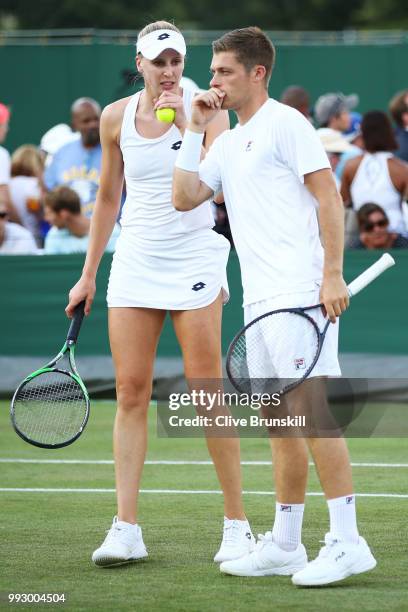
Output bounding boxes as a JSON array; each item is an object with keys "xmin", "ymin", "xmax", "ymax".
[
  {"xmin": 346, "ymin": 496, "xmax": 354, "ymax": 504},
  {"xmin": 280, "ymin": 505, "xmax": 292, "ymax": 512}
]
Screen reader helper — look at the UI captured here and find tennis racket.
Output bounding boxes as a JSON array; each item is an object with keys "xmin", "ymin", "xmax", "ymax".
[
  {"xmin": 226, "ymin": 253, "xmax": 395, "ymax": 396},
  {"xmin": 10, "ymin": 301, "xmax": 90, "ymax": 449}
]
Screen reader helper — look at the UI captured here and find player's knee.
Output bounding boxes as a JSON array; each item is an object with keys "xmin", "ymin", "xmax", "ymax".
[{"xmin": 116, "ymin": 377, "xmax": 152, "ymax": 413}]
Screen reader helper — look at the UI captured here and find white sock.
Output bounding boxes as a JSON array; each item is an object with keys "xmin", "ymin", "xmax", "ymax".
[
  {"xmin": 272, "ymin": 502, "xmax": 304, "ymax": 551},
  {"xmin": 327, "ymin": 494, "xmax": 359, "ymax": 544}
]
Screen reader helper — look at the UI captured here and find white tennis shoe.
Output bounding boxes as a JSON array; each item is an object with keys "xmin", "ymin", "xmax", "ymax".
[
  {"xmin": 292, "ymin": 533, "xmax": 377, "ymax": 586},
  {"xmin": 220, "ymin": 531, "xmax": 307, "ymax": 576},
  {"xmin": 92, "ymin": 516, "xmax": 148, "ymax": 567},
  {"xmin": 214, "ymin": 517, "xmax": 256, "ymax": 563}
]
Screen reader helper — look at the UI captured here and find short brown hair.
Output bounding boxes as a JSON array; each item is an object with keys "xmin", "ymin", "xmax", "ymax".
[
  {"xmin": 357, "ymin": 203, "xmax": 388, "ymax": 229},
  {"xmin": 389, "ymin": 90, "xmax": 408, "ymax": 128},
  {"xmin": 45, "ymin": 186, "xmax": 81, "ymax": 215},
  {"xmin": 361, "ymin": 111, "xmax": 397, "ymax": 152},
  {"xmin": 212, "ymin": 27, "xmax": 275, "ymax": 87},
  {"xmin": 11, "ymin": 145, "xmax": 44, "ymax": 178},
  {"xmin": 280, "ymin": 85, "xmax": 310, "ymax": 112},
  {"xmin": 138, "ymin": 21, "xmax": 180, "ymax": 42}
]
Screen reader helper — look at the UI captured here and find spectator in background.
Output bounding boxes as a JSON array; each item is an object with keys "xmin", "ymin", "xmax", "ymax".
[
  {"xmin": 335, "ymin": 111, "xmax": 363, "ymax": 181},
  {"xmin": 0, "ymin": 103, "xmax": 21, "ymax": 224},
  {"xmin": 314, "ymin": 92, "xmax": 358, "ymax": 131},
  {"xmin": 0, "ymin": 202, "xmax": 37, "ymax": 254},
  {"xmin": 40, "ymin": 123, "xmax": 79, "ymax": 167},
  {"xmin": 280, "ymin": 85, "xmax": 311, "ymax": 121},
  {"xmin": 317, "ymin": 128, "xmax": 352, "ymax": 187},
  {"xmin": 44, "ymin": 186, "xmax": 119, "ymax": 254},
  {"xmin": 341, "ymin": 111, "xmax": 408, "ymax": 235},
  {"xmin": 389, "ymin": 90, "xmax": 408, "ymax": 163},
  {"xmin": 44, "ymin": 98, "xmax": 102, "ymax": 218},
  {"xmin": 9, "ymin": 145, "xmax": 45, "ymax": 246},
  {"xmin": 349, "ymin": 203, "xmax": 408, "ymax": 249}
]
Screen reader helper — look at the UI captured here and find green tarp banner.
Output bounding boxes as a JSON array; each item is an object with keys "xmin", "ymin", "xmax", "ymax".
[{"xmin": 0, "ymin": 250, "xmax": 406, "ymax": 357}]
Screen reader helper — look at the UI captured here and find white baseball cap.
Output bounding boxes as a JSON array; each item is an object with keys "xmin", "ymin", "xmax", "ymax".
[{"xmin": 136, "ymin": 29, "xmax": 186, "ymax": 60}]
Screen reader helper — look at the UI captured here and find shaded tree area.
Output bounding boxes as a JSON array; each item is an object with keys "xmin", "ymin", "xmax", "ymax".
[{"xmin": 1, "ymin": 0, "xmax": 408, "ymax": 30}]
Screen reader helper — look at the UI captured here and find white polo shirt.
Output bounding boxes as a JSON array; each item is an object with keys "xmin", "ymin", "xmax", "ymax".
[{"xmin": 199, "ymin": 99, "xmax": 331, "ymax": 305}]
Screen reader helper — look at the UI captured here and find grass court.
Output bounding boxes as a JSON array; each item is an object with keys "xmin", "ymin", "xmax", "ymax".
[{"xmin": 1, "ymin": 399, "xmax": 407, "ymax": 611}]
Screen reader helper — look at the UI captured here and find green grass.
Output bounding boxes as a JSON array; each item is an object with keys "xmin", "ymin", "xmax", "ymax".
[{"xmin": 1, "ymin": 400, "xmax": 407, "ymax": 611}]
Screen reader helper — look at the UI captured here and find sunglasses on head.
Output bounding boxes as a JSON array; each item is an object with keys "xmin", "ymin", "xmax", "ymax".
[
  {"xmin": 363, "ymin": 218, "xmax": 388, "ymax": 232},
  {"xmin": 0, "ymin": 211, "xmax": 8, "ymax": 219}
]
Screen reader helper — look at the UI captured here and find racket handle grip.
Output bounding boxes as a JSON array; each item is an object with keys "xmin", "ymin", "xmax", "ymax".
[
  {"xmin": 67, "ymin": 300, "xmax": 86, "ymax": 344},
  {"xmin": 347, "ymin": 253, "xmax": 395, "ymax": 298}
]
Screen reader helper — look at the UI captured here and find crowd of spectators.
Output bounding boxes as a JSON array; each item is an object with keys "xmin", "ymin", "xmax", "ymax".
[
  {"xmin": 1, "ymin": 85, "xmax": 408, "ymax": 255},
  {"xmin": 0, "ymin": 97, "xmax": 117, "ymax": 255}
]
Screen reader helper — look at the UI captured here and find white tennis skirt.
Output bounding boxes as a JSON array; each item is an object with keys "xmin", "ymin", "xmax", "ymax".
[{"xmin": 107, "ymin": 228, "xmax": 230, "ymax": 310}]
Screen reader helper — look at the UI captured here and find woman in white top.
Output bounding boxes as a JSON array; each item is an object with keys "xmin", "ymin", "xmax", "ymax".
[
  {"xmin": 66, "ymin": 21, "xmax": 252, "ymax": 567},
  {"xmin": 341, "ymin": 111, "xmax": 408, "ymax": 234}
]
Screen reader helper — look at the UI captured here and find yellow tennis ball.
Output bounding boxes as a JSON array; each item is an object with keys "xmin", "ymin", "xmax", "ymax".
[{"xmin": 155, "ymin": 108, "xmax": 175, "ymax": 123}]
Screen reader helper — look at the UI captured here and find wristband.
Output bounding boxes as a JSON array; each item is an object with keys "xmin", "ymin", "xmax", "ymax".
[{"xmin": 175, "ymin": 128, "xmax": 204, "ymax": 173}]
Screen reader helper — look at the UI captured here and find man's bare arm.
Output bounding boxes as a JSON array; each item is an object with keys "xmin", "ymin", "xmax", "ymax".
[
  {"xmin": 173, "ymin": 88, "xmax": 225, "ymax": 211},
  {"xmin": 304, "ymin": 168, "xmax": 349, "ymax": 322}
]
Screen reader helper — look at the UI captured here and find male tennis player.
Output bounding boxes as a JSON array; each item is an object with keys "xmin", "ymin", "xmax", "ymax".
[{"xmin": 173, "ymin": 27, "xmax": 376, "ymax": 586}]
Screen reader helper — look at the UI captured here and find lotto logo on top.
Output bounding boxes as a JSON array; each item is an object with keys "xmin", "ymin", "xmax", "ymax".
[{"xmin": 158, "ymin": 33, "xmax": 170, "ymax": 40}]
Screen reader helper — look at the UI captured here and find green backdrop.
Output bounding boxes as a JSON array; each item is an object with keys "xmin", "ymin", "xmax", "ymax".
[
  {"xmin": 0, "ymin": 250, "xmax": 405, "ymax": 357},
  {"xmin": 2, "ymin": 40, "xmax": 408, "ymax": 152}
]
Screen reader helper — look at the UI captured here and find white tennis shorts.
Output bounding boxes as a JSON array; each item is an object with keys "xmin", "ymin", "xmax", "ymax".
[
  {"xmin": 107, "ymin": 228, "xmax": 230, "ymax": 310},
  {"xmin": 244, "ymin": 287, "xmax": 341, "ymax": 380}
]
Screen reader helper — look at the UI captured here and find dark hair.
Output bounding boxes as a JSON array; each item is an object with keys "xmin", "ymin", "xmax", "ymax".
[
  {"xmin": 45, "ymin": 186, "xmax": 81, "ymax": 215},
  {"xmin": 389, "ymin": 90, "xmax": 408, "ymax": 128},
  {"xmin": 280, "ymin": 85, "xmax": 309, "ymax": 109},
  {"xmin": 138, "ymin": 20, "xmax": 180, "ymax": 43},
  {"xmin": 361, "ymin": 111, "xmax": 398, "ymax": 152},
  {"xmin": 357, "ymin": 203, "xmax": 389, "ymax": 229},
  {"xmin": 212, "ymin": 27, "xmax": 275, "ymax": 87}
]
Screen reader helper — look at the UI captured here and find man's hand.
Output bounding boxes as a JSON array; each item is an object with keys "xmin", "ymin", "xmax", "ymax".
[
  {"xmin": 190, "ymin": 88, "xmax": 226, "ymax": 130},
  {"xmin": 320, "ymin": 274, "xmax": 349, "ymax": 323}
]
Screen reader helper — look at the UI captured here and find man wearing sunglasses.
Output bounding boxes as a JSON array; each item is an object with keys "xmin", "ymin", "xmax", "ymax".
[{"xmin": 350, "ymin": 203, "xmax": 408, "ymax": 249}]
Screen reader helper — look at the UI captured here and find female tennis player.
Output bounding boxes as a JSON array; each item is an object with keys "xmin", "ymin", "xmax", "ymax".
[{"xmin": 66, "ymin": 21, "xmax": 254, "ymax": 567}]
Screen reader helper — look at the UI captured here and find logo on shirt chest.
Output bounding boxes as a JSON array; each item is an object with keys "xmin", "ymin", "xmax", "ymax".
[
  {"xmin": 171, "ymin": 141, "xmax": 182, "ymax": 151},
  {"xmin": 245, "ymin": 140, "xmax": 254, "ymax": 152}
]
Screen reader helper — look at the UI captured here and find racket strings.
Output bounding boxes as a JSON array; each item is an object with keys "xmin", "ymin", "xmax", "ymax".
[
  {"xmin": 228, "ymin": 311, "xmax": 320, "ymax": 395},
  {"xmin": 13, "ymin": 371, "xmax": 88, "ymax": 446}
]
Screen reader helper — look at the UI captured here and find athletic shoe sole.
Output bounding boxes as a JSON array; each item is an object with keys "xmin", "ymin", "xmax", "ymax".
[
  {"xmin": 93, "ymin": 551, "xmax": 148, "ymax": 568},
  {"xmin": 292, "ymin": 556, "xmax": 377, "ymax": 586},
  {"xmin": 220, "ymin": 564, "xmax": 307, "ymax": 577}
]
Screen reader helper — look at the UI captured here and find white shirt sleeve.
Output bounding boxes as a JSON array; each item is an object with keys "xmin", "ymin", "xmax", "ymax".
[
  {"xmin": 275, "ymin": 108, "xmax": 330, "ymax": 180},
  {"xmin": 0, "ymin": 147, "xmax": 11, "ymax": 185},
  {"xmin": 198, "ymin": 136, "xmax": 223, "ymax": 194}
]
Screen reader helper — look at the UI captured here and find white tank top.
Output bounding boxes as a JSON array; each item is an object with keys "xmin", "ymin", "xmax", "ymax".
[
  {"xmin": 350, "ymin": 152, "xmax": 404, "ymax": 233},
  {"xmin": 119, "ymin": 88, "xmax": 214, "ymax": 238}
]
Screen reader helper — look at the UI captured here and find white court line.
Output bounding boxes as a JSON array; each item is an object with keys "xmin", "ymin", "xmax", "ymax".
[
  {"xmin": 1, "ymin": 459, "xmax": 408, "ymax": 468},
  {"xmin": 0, "ymin": 488, "xmax": 408, "ymax": 498}
]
